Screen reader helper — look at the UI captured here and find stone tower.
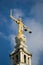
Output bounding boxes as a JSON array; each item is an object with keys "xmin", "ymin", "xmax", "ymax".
[{"xmin": 9, "ymin": 36, "xmax": 32, "ymax": 65}]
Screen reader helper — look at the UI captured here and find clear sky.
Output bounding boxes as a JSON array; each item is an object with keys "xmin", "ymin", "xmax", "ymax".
[{"xmin": 0, "ymin": 0, "xmax": 43, "ymax": 65}]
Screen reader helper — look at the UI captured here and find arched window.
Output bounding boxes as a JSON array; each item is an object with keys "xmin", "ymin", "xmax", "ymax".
[
  {"xmin": 24, "ymin": 55, "xmax": 26, "ymax": 63},
  {"xmin": 16, "ymin": 55, "xmax": 18, "ymax": 63}
]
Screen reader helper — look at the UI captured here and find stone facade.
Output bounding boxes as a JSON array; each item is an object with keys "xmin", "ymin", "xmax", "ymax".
[{"xmin": 9, "ymin": 37, "xmax": 32, "ymax": 65}]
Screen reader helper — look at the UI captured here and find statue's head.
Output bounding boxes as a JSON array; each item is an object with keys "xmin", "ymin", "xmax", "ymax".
[{"xmin": 18, "ymin": 18, "xmax": 22, "ymax": 21}]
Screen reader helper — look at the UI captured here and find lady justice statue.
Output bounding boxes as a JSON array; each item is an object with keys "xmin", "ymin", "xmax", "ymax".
[{"xmin": 10, "ymin": 10, "xmax": 32, "ymax": 44}]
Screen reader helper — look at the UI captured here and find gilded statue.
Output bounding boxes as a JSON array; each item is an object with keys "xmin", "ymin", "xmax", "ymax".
[{"xmin": 10, "ymin": 10, "xmax": 32, "ymax": 43}]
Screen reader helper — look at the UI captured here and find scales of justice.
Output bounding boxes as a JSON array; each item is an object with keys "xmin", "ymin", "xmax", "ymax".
[{"xmin": 10, "ymin": 10, "xmax": 32, "ymax": 65}]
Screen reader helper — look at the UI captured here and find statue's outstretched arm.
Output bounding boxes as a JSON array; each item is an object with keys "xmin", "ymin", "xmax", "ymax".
[
  {"xmin": 23, "ymin": 24, "xmax": 32, "ymax": 33},
  {"xmin": 10, "ymin": 10, "xmax": 17, "ymax": 22}
]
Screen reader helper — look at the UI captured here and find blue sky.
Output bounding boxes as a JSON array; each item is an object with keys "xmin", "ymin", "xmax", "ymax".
[{"xmin": 0, "ymin": 0, "xmax": 43, "ymax": 65}]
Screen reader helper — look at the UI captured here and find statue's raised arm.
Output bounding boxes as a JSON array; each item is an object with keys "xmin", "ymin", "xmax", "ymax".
[{"xmin": 10, "ymin": 10, "xmax": 19, "ymax": 24}]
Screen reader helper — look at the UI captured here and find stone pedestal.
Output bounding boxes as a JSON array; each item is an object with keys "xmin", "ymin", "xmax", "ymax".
[{"xmin": 9, "ymin": 36, "xmax": 32, "ymax": 65}]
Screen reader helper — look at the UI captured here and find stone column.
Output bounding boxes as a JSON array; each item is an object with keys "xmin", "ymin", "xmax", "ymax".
[
  {"xmin": 29, "ymin": 57, "xmax": 31, "ymax": 65},
  {"xmin": 20, "ymin": 49, "xmax": 23, "ymax": 63}
]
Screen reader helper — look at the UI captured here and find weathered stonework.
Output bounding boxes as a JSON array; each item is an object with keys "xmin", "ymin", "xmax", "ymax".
[{"xmin": 10, "ymin": 37, "xmax": 32, "ymax": 65}]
